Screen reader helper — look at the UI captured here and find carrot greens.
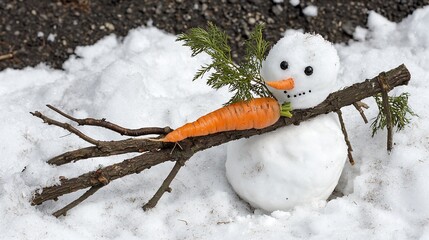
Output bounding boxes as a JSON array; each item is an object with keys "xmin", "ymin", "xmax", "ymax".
[{"xmin": 177, "ymin": 23, "xmax": 273, "ymax": 105}]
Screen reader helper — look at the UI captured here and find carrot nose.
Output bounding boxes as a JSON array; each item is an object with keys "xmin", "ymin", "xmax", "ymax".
[{"xmin": 266, "ymin": 78, "xmax": 295, "ymax": 90}]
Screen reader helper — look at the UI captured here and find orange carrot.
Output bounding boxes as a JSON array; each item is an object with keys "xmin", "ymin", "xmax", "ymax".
[
  {"xmin": 157, "ymin": 97, "xmax": 281, "ymax": 142},
  {"xmin": 266, "ymin": 77, "xmax": 295, "ymax": 90}
]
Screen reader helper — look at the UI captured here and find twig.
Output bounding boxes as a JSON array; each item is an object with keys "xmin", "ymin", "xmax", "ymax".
[
  {"xmin": 377, "ymin": 72, "xmax": 393, "ymax": 151},
  {"xmin": 52, "ymin": 185, "xmax": 103, "ymax": 218},
  {"xmin": 336, "ymin": 109, "xmax": 355, "ymax": 165},
  {"xmin": 32, "ymin": 150, "xmax": 176, "ymax": 205},
  {"xmin": 46, "ymin": 104, "xmax": 172, "ymax": 136},
  {"xmin": 353, "ymin": 101, "xmax": 369, "ymax": 124},
  {"xmin": 47, "ymin": 139, "xmax": 162, "ymax": 165},
  {"xmin": 143, "ymin": 160, "xmax": 185, "ymax": 211},
  {"xmin": 31, "ymin": 110, "xmax": 165, "ymax": 165},
  {"xmin": 0, "ymin": 52, "xmax": 14, "ymax": 61},
  {"xmin": 31, "ymin": 64, "xmax": 411, "ymax": 211},
  {"xmin": 30, "ymin": 111, "xmax": 101, "ymax": 145}
]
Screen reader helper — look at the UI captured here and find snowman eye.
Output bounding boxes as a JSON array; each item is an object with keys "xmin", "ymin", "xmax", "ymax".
[
  {"xmin": 280, "ymin": 61, "xmax": 288, "ymax": 70},
  {"xmin": 304, "ymin": 66, "xmax": 313, "ymax": 76}
]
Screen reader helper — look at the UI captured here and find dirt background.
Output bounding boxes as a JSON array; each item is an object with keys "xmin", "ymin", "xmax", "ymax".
[{"xmin": 0, "ymin": 0, "xmax": 428, "ymax": 70}]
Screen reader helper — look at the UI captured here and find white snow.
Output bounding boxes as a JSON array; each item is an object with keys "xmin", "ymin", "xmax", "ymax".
[
  {"xmin": 1, "ymin": 6, "xmax": 429, "ymax": 239},
  {"xmin": 47, "ymin": 33, "xmax": 57, "ymax": 42},
  {"xmin": 303, "ymin": 5, "xmax": 318, "ymax": 17},
  {"xmin": 261, "ymin": 32, "xmax": 340, "ymax": 109},
  {"xmin": 289, "ymin": 0, "xmax": 300, "ymax": 7},
  {"xmin": 226, "ymin": 31, "xmax": 346, "ymax": 212}
]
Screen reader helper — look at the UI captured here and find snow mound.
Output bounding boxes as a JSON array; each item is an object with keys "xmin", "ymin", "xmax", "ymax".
[{"xmin": 1, "ymin": 6, "xmax": 429, "ymax": 239}]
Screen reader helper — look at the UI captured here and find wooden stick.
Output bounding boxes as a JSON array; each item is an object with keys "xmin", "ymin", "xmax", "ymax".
[
  {"xmin": 30, "ymin": 111, "xmax": 101, "ymax": 145},
  {"xmin": 353, "ymin": 101, "xmax": 369, "ymax": 124},
  {"xmin": 0, "ymin": 52, "xmax": 14, "ymax": 61},
  {"xmin": 377, "ymin": 72, "xmax": 393, "ymax": 151},
  {"xmin": 143, "ymin": 160, "xmax": 185, "ymax": 210},
  {"xmin": 336, "ymin": 109, "xmax": 355, "ymax": 165},
  {"xmin": 46, "ymin": 104, "xmax": 172, "ymax": 136},
  {"xmin": 52, "ymin": 185, "xmax": 103, "ymax": 218}
]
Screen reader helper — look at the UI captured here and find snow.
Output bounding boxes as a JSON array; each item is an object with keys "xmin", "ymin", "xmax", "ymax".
[
  {"xmin": 226, "ymin": 32, "xmax": 347, "ymax": 212},
  {"xmin": 227, "ymin": 113, "xmax": 347, "ymax": 212},
  {"xmin": 289, "ymin": 0, "xmax": 300, "ymax": 7},
  {"xmin": 261, "ymin": 32, "xmax": 340, "ymax": 109},
  {"xmin": 47, "ymin": 33, "xmax": 57, "ymax": 42},
  {"xmin": 303, "ymin": 5, "xmax": 318, "ymax": 17},
  {"xmin": 1, "ymin": 6, "xmax": 429, "ymax": 239}
]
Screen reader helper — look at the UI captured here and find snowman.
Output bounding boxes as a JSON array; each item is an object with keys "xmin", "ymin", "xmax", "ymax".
[{"xmin": 225, "ymin": 31, "xmax": 347, "ymax": 212}]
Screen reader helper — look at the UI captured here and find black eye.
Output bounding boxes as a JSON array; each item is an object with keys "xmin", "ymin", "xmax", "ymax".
[
  {"xmin": 280, "ymin": 61, "xmax": 288, "ymax": 70},
  {"xmin": 304, "ymin": 66, "xmax": 313, "ymax": 76}
]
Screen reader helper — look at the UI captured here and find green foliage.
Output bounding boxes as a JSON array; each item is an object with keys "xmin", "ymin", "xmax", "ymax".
[
  {"xmin": 371, "ymin": 92, "xmax": 417, "ymax": 136},
  {"xmin": 177, "ymin": 22, "xmax": 272, "ymax": 105}
]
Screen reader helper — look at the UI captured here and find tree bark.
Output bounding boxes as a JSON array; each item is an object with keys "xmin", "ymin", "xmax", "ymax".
[{"xmin": 31, "ymin": 64, "xmax": 410, "ymax": 208}]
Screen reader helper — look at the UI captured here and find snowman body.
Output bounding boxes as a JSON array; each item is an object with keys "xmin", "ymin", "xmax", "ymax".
[
  {"xmin": 225, "ymin": 32, "xmax": 347, "ymax": 211},
  {"xmin": 226, "ymin": 113, "xmax": 346, "ymax": 212}
]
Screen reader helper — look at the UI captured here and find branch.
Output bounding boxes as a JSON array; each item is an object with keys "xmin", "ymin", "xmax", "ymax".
[
  {"xmin": 0, "ymin": 52, "xmax": 14, "ymax": 61},
  {"xmin": 377, "ymin": 72, "xmax": 394, "ymax": 151},
  {"xmin": 143, "ymin": 160, "xmax": 185, "ymax": 211},
  {"xmin": 30, "ymin": 111, "xmax": 101, "ymax": 145},
  {"xmin": 31, "ymin": 64, "xmax": 411, "ymax": 212},
  {"xmin": 336, "ymin": 109, "xmax": 355, "ymax": 165},
  {"xmin": 52, "ymin": 185, "xmax": 103, "ymax": 218},
  {"xmin": 46, "ymin": 104, "xmax": 172, "ymax": 136},
  {"xmin": 353, "ymin": 101, "xmax": 369, "ymax": 124}
]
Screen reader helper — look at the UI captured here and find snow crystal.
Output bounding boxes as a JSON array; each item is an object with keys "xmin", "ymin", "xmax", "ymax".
[
  {"xmin": 289, "ymin": 0, "xmax": 300, "ymax": 6},
  {"xmin": 353, "ymin": 26, "xmax": 368, "ymax": 41},
  {"xmin": 47, "ymin": 33, "xmax": 56, "ymax": 42},
  {"xmin": 303, "ymin": 5, "xmax": 318, "ymax": 17}
]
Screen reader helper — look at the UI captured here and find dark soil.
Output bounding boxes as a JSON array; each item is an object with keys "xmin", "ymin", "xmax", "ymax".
[{"xmin": 0, "ymin": 0, "xmax": 428, "ymax": 71}]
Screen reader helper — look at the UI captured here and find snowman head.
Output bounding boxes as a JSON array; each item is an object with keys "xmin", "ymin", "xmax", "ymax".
[{"xmin": 261, "ymin": 32, "xmax": 340, "ymax": 109}]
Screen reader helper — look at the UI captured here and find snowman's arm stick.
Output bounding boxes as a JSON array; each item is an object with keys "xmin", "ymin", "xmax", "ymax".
[
  {"xmin": 31, "ymin": 64, "xmax": 410, "ymax": 215},
  {"xmin": 46, "ymin": 104, "xmax": 173, "ymax": 136},
  {"xmin": 353, "ymin": 101, "xmax": 369, "ymax": 123},
  {"xmin": 336, "ymin": 109, "xmax": 355, "ymax": 165}
]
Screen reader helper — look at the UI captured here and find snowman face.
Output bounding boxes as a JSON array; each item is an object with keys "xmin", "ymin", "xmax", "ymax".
[{"xmin": 261, "ymin": 32, "xmax": 340, "ymax": 109}]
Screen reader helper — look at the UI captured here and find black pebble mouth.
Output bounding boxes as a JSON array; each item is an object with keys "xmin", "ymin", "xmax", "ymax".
[{"xmin": 283, "ymin": 90, "xmax": 312, "ymax": 98}]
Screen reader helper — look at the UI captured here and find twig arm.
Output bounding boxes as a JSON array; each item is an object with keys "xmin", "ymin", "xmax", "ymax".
[
  {"xmin": 52, "ymin": 185, "xmax": 103, "ymax": 218},
  {"xmin": 46, "ymin": 105, "xmax": 172, "ymax": 136},
  {"xmin": 353, "ymin": 101, "xmax": 369, "ymax": 124},
  {"xmin": 336, "ymin": 109, "xmax": 355, "ymax": 165},
  {"xmin": 143, "ymin": 159, "xmax": 186, "ymax": 210},
  {"xmin": 30, "ymin": 111, "xmax": 101, "ymax": 145},
  {"xmin": 377, "ymin": 72, "xmax": 394, "ymax": 151},
  {"xmin": 32, "ymin": 151, "xmax": 174, "ymax": 205}
]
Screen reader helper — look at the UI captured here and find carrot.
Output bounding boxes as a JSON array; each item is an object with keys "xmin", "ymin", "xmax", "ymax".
[
  {"xmin": 156, "ymin": 97, "xmax": 281, "ymax": 142},
  {"xmin": 266, "ymin": 78, "xmax": 295, "ymax": 90}
]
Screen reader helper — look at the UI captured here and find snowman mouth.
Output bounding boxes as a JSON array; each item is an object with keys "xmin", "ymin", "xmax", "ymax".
[{"xmin": 283, "ymin": 90, "xmax": 312, "ymax": 99}]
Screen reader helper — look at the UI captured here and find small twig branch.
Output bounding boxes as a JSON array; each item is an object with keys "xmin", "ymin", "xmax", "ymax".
[
  {"xmin": 31, "ymin": 64, "xmax": 411, "ymax": 213},
  {"xmin": 46, "ymin": 104, "xmax": 172, "ymax": 136},
  {"xmin": 32, "ymin": 150, "xmax": 178, "ymax": 205},
  {"xmin": 336, "ymin": 109, "xmax": 355, "ymax": 165},
  {"xmin": 377, "ymin": 72, "xmax": 394, "ymax": 151},
  {"xmin": 52, "ymin": 185, "xmax": 103, "ymax": 218},
  {"xmin": 143, "ymin": 159, "xmax": 186, "ymax": 211},
  {"xmin": 353, "ymin": 101, "xmax": 369, "ymax": 124},
  {"xmin": 0, "ymin": 52, "xmax": 14, "ymax": 61},
  {"xmin": 30, "ymin": 111, "xmax": 101, "ymax": 145},
  {"xmin": 47, "ymin": 138, "xmax": 163, "ymax": 165}
]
